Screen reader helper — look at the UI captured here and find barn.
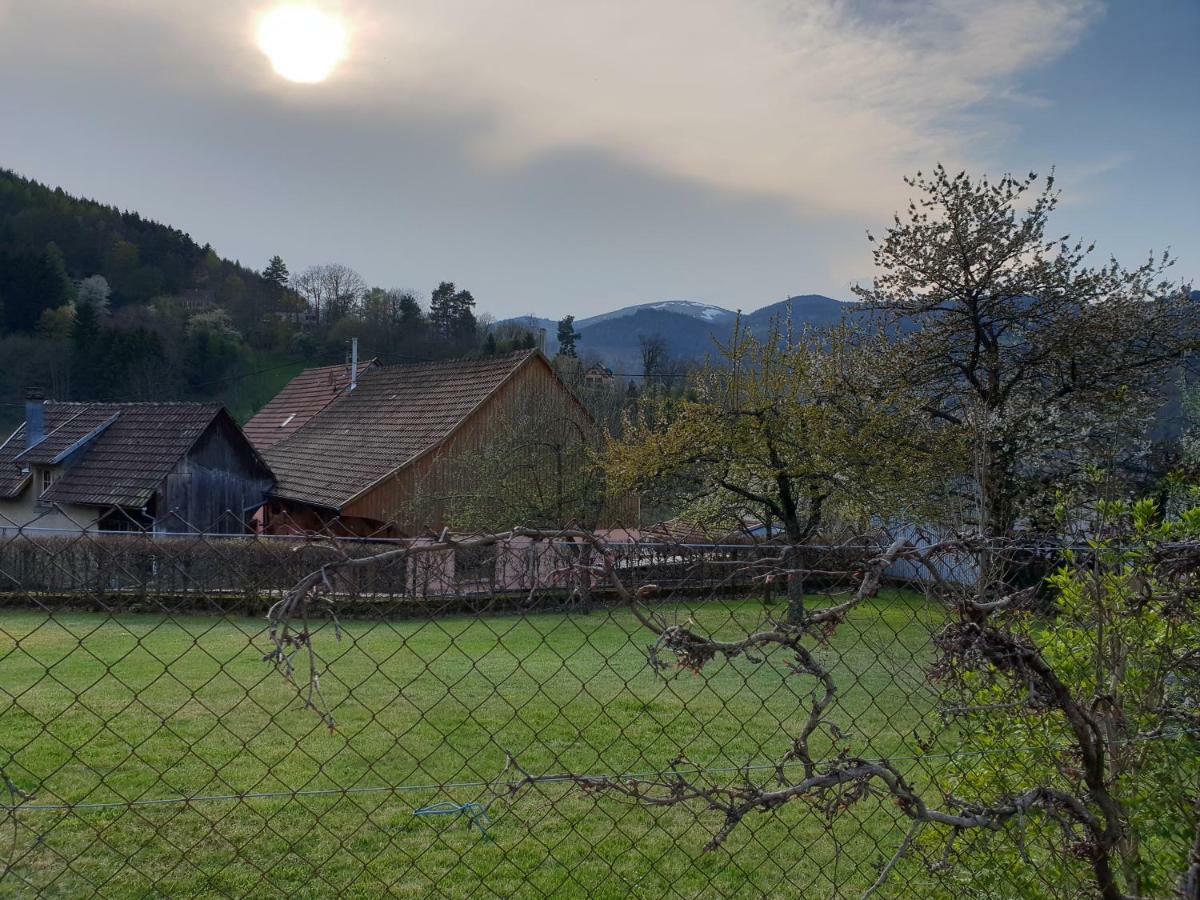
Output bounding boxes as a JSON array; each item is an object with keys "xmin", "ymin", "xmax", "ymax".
[{"xmin": 254, "ymin": 350, "xmax": 635, "ymax": 536}]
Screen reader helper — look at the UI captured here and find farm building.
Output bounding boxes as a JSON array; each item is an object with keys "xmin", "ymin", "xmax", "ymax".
[
  {"xmin": 0, "ymin": 398, "xmax": 275, "ymax": 534},
  {"xmin": 256, "ymin": 350, "xmax": 636, "ymax": 536},
  {"xmin": 583, "ymin": 364, "xmax": 614, "ymax": 386}
]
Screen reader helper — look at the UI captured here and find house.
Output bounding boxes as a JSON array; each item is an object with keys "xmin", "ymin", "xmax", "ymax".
[
  {"xmin": 244, "ymin": 359, "xmax": 375, "ymax": 452},
  {"xmin": 259, "ymin": 350, "xmax": 636, "ymax": 536},
  {"xmin": 0, "ymin": 397, "xmax": 274, "ymax": 534},
  {"xmin": 272, "ymin": 308, "xmax": 319, "ymax": 327},
  {"xmin": 179, "ymin": 288, "xmax": 216, "ymax": 314},
  {"xmin": 584, "ymin": 364, "xmax": 614, "ymax": 386}
]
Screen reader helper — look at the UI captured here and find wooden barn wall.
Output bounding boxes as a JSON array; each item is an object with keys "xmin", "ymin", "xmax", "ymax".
[
  {"xmin": 344, "ymin": 359, "xmax": 634, "ymax": 533},
  {"xmin": 155, "ymin": 417, "xmax": 275, "ymax": 534}
]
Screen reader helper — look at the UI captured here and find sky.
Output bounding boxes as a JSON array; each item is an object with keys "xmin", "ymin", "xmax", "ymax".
[{"xmin": 0, "ymin": 0, "xmax": 1195, "ymax": 319}]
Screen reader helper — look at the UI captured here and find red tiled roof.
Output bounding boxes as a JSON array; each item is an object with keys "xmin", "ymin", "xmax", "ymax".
[
  {"xmin": 265, "ymin": 351, "xmax": 538, "ymax": 510},
  {"xmin": 243, "ymin": 361, "xmax": 374, "ymax": 452}
]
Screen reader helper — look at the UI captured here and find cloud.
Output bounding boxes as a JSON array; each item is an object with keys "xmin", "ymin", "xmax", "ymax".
[
  {"xmin": 349, "ymin": 0, "xmax": 1101, "ymax": 215},
  {"xmin": 0, "ymin": 0, "xmax": 1100, "ymax": 218}
]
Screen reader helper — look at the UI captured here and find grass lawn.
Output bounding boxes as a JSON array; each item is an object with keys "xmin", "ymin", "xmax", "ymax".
[{"xmin": 0, "ymin": 593, "xmax": 951, "ymax": 898}]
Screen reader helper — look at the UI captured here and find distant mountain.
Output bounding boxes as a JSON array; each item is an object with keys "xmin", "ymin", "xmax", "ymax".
[
  {"xmin": 574, "ymin": 308, "xmax": 733, "ymax": 370},
  {"xmin": 500, "ymin": 315, "xmax": 559, "ymax": 337},
  {"xmin": 578, "ymin": 299, "xmax": 737, "ymax": 329},
  {"xmin": 498, "ymin": 294, "xmax": 856, "ymax": 371},
  {"xmin": 742, "ymin": 294, "xmax": 853, "ymax": 335}
]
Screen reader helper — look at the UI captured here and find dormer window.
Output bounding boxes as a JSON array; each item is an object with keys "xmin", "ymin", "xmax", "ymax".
[{"xmin": 39, "ymin": 468, "xmax": 54, "ymax": 496}]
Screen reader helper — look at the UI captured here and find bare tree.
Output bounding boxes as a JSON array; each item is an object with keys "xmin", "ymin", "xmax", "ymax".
[
  {"xmin": 639, "ymin": 333, "xmax": 668, "ymax": 380},
  {"xmin": 407, "ymin": 381, "xmax": 613, "ymax": 532},
  {"xmin": 292, "ymin": 263, "xmax": 367, "ymax": 327},
  {"xmin": 267, "ymin": 496, "xmax": 1200, "ymax": 900}
]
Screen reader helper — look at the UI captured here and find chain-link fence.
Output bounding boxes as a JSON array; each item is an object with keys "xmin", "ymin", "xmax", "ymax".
[{"xmin": 0, "ymin": 511, "xmax": 1197, "ymax": 898}]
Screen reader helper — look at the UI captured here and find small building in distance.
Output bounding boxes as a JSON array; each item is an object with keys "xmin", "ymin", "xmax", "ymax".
[
  {"xmin": 583, "ymin": 364, "xmax": 614, "ymax": 386},
  {"xmin": 0, "ymin": 398, "xmax": 274, "ymax": 534},
  {"xmin": 257, "ymin": 350, "xmax": 636, "ymax": 536}
]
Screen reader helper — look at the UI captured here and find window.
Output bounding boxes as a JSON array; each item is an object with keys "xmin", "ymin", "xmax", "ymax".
[{"xmin": 39, "ymin": 468, "xmax": 54, "ymax": 496}]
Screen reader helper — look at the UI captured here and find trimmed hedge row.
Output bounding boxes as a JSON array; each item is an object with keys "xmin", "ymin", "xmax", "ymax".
[{"xmin": 0, "ymin": 534, "xmax": 410, "ymax": 598}]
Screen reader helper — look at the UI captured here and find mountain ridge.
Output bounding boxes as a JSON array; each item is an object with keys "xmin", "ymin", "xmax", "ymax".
[{"xmin": 500, "ymin": 294, "xmax": 857, "ymax": 369}]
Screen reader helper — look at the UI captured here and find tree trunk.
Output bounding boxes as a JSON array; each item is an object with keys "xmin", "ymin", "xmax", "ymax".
[
  {"xmin": 786, "ymin": 544, "xmax": 806, "ymax": 624},
  {"xmin": 975, "ymin": 437, "xmax": 1020, "ymax": 597}
]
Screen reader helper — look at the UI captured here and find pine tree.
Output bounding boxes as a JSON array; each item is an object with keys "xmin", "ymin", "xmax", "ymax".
[
  {"xmin": 556, "ymin": 315, "xmax": 581, "ymax": 357},
  {"xmin": 429, "ymin": 281, "xmax": 457, "ymax": 341},
  {"xmin": 450, "ymin": 289, "xmax": 477, "ymax": 344},
  {"xmin": 71, "ymin": 302, "xmax": 101, "ymax": 400},
  {"xmin": 263, "ymin": 255, "xmax": 289, "ymax": 291},
  {"xmin": 396, "ymin": 292, "xmax": 423, "ymax": 327},
  {"xmin": 429, "ymin": 281, "xmax": 479, "ymax": 347}
]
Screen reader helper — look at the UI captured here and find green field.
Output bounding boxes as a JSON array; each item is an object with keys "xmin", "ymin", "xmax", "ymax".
[{"xmin": 0, "ymin": 595, "xmax": 951, "ymax": 898}]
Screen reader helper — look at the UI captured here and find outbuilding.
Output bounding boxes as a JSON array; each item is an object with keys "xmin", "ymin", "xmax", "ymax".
[{"xmin": 0, "ymin": 398, "xmax": 274, "ymax": 534}]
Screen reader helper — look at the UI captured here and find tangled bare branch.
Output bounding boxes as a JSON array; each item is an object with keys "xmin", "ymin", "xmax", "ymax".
[{"xmin": 271, "ymin": 525, "xmax": 1196, "ymax": 899}]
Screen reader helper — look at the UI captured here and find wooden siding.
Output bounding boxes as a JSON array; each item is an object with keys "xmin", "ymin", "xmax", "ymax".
[
  {"xmin": 154, "ymin": 416, "xmax": 275, "ymax": 534},
  {"xmin": 342, "ymin": 356, "xmax": 636, "ymax": 533},
  {"xmin": 265, "ymin": 499, "xmax": 384, "ymax": 538}
]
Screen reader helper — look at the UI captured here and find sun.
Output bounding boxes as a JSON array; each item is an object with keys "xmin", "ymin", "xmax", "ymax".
[{"xmin": 257, "ymin": 5, "xmax": 348, "ymax": 84}]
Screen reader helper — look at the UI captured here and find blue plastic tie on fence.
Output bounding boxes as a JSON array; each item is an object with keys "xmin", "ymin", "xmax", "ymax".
[{"xmin": 412, "ymin": 801, "xmax": 493, "ymax": 842}]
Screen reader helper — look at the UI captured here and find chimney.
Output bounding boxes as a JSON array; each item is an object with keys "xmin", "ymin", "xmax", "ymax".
[
  {"xmin": 25, "ymin": 390, "xmax": 45, "ymax": 451},
  {"xmin": 349, "ymin": 337, "xmax": 359, "ymax": 392},
  {"xmin": 536, "ymin": 328, "xmax": 547, "ymax": 354}
]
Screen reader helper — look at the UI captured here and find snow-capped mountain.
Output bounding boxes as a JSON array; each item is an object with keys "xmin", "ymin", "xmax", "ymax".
[
  {"xmin": 577, "ymin": 300, "xmax": 737, "ymax": 329},
  {"xmin": 497, "ymin": 295, "xmax": 857, "ymax": 370}
]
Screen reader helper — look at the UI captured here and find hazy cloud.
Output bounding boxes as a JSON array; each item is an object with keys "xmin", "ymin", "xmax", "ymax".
[
  {"xmin": 359, "ymin": 0, "xmax": 1099, "ymax": 214},
  {"xmin": 7, "ymin": 0, "xmax": 1186, "ymax": 320},
  {"xmin": 3, "ymin": 0, "xmax": 1099, "ymax": 216}
]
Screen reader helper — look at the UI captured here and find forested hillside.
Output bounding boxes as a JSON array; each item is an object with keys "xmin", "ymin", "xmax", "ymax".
[
  {"xmin": 0, "ymin": 170, "xmax": 540, "ymax": 430},
  {"xmin": 0, "ymin": 169, "xmax": 276, "ymax": 329}
]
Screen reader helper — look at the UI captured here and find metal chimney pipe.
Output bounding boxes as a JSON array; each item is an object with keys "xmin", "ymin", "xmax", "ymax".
[
  {"xmin": 24, "ymin": 390, "xmax": 45, "ymax": 451},
  {"xmin": 349, "ymin": 337, "xmax": 359, "ymax": 391}
]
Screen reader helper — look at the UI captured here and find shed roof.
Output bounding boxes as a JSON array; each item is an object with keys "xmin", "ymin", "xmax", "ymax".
[
  {"xmin": 243, "ymin": 361, "xmax": 374, "ymax": 452},
  {"xmin": 0, "ymin": 402, "xmax": 239, "ymax": 508},
  {"xmin": 265, "ymin": 350, "xmax": 542, "ymax": 510}
]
